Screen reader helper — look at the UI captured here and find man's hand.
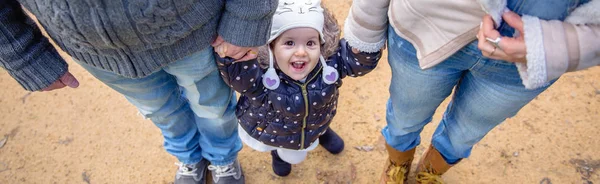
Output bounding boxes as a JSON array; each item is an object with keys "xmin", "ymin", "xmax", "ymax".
[
  {"xmin": 40, "ymin": 71, "xmax": 79, "ymax": 91},
  {"xmin": 212, "ymin": 35, "xmax": 258, "ymax": 62}
]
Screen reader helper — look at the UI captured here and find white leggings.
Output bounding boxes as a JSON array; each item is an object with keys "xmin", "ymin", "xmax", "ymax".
[
  {"xmin": 276, "ymin": 149, "xmax": 309, "ymax": 164},
  {"xmin": 238, "ymin": 125, "xmax": 318, "ymax": 164}
]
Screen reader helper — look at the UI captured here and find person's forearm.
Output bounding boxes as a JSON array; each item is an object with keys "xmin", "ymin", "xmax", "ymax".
[
  {"xmin": 218, "ymin": 0, "xmax": 277, "ymax": 47},
  {"xmin": 0, "ymin": 0, "xmax": 68, "ymax": 91},
  {"xmin": 343, "ymin": 0, "xmax": 390, "ymax": 53}
]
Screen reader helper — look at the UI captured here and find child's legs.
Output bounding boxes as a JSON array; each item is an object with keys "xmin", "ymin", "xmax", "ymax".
[
  {"xmin": 163, "ymin": 47, "xmax": 242, "ymax": 166},
  {"xmin": 430, "ymin": 42, "xmax": 555, "ymax": 163},
  {"xmin": 77, "ymin": 61, "xmax": 203, "ymax": 164},
  {"xmin": 383, "ymin": 27, "xmax": 465, "ymax": 152},
  {"xmin": 276, "ymin": 149, "xmax": 308, "ymax": 164}
]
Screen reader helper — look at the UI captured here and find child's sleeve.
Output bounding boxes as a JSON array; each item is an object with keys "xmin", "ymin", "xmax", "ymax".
[
  {"xmin": 328, "ymin": 39, "xmax": 382, "ymax": 79},
  {"xmin": 216, "ymin": 55, "xmax": 267, "ymax": 98}
]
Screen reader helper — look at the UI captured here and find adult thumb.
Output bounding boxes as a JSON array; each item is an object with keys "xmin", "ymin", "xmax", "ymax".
[
  {"xmin": 502, "ymin": 10, "xmax": 524, "ymax": 34},
  {"xmin": 60, "ymin": 72, "xmax": 80, "ymax": 88},
  {"xmin": 211, "ymin": 35, "xmax": 225, "ymax": 47}
]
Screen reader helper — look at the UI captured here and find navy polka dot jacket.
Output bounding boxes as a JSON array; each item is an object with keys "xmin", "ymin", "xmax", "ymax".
[{"xmin": 216, "ymin": 39, "xmax": 381, "ymax": 150}]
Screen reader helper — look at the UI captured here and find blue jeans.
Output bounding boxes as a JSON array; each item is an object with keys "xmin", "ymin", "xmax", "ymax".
[
  {"xmin": 382, "ymin": 27, "xmax": 555, "ymax": 164},
  {"xmin": 77, "ymin": 47, "xmax": 242, "ymax": 165}
]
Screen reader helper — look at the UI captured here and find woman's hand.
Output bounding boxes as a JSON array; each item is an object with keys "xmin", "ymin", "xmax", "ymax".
[{"xmin": 477, "ymin": 10, "xmax": 527, "ymax": 63}]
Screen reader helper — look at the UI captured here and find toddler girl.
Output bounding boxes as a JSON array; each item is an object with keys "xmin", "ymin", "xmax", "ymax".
[{"xmin": 214, "ymin": 0, "xmax": 383, "ymax": 176}]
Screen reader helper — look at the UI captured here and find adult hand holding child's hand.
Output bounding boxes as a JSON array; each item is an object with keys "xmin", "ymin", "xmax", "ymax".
[{"xmin": 212, "ymin": 35, "xmax": 259, "ymax": 62}]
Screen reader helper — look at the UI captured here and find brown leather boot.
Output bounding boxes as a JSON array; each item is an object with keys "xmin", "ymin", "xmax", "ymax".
[
  {"xmin": 415, "ymin": 145, "xmax": 460, "ymax": 184},
  {"xmin": 380, "ymin": 143, "xmax": 416, "ymax": 184}
]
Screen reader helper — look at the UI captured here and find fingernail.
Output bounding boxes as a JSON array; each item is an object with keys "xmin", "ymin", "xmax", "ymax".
[
  {"xmin": 72, "ymin": 80, "xmax": 80, "ymax": 88},
  {"xmin": 503, "ymin": 8, "xmax": 510, "ymax": 13}
]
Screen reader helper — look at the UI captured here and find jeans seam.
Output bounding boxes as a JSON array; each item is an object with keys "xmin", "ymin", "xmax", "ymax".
[
  {"xmin": 468, "ymin": 57, "xmax": 484, "ymax": 71},
  {"xmin": 515, "ymin": 0, "xmax": 526, "ymax": 14},
  {"xmin": 446, "ymin": 79, "xmax": 461, "ymax": 117}
]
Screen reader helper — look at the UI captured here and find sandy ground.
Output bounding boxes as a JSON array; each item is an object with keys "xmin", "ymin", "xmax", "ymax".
[{"xmin": 1, "ymin": 1, "xmax": 599, "ymax": 183}]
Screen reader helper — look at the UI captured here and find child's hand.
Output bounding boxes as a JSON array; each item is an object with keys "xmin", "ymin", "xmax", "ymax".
[{"xmin": 212, "ymin": 35, "xmax": 258, "ymax": 62}]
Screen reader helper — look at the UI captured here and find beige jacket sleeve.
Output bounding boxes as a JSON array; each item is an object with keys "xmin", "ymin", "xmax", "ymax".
[
  {"xmin": 515, "ymin": 2, "xmax": 600, "ymax": 89},
  {"xmin": 343, "ymin": 0, "xmax": 390, "ymax": 53},
  {"xmin": 543, "ymin": 22, "xmax": 599, "ymax": 80}
]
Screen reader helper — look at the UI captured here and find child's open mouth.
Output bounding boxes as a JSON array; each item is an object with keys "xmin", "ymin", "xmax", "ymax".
[{"xmin": 291, "ymin": 61, "xmax": 307, "ymax": 71}]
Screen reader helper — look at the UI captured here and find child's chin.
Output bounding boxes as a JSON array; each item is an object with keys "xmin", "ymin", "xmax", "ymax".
[{"xmin": 289, "ymin": 74, "xmax": 308, "ymax": 81}]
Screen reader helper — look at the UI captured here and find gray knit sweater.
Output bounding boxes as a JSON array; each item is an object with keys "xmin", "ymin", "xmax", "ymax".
[{"xmin": 0, "ymin": 0, "xmax": 277, "ymax": 91}]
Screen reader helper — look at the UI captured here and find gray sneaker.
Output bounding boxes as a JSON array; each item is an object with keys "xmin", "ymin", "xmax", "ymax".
[
  {"xmin": 207, "ymin": 159, "xmax": 245, "ymax": 184},
  {"xmin": 174, "ymin": 159, "xmax": 209, "ymax": 184}
]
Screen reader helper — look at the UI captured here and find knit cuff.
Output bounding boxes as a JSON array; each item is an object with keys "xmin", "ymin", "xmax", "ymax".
[
  {"xmin": 8, "ymin": 50, "xmax": 68, "ymax": 91},
  {"xmin": 218, "ymin": 12, "xmax": 272, "ymax": 47},
  {"xmin": 343, "ymin": 19, "xmax": 386, "ymax": 53}
]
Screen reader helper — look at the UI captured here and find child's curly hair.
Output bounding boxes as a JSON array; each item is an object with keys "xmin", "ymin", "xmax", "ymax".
[{"xmin": 257, "ymin": 6, "xmax": 340, "ymax": 68}]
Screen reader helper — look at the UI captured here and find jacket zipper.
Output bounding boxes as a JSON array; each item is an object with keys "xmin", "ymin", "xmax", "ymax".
[{"xmin": 292, "ymin": 67, "xmax": 322, "ymax": 149}]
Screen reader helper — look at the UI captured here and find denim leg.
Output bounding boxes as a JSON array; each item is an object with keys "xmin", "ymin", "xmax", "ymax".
[
  {"xmin": 163, "ymin": 48, "xmax": 242, "ymax": 166},
  {"xmin": 431, "ymin": 43, "xmax": 555, "ymax": 163},
  {"xmin": 383, "ymin": 29, "xmax": 465, "ymax": 152},
  {"xmin": 77, "ymin": 61, "xmax": 203, "ymax": 164}
]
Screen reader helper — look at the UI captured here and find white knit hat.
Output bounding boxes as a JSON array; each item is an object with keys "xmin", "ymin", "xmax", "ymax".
[
  {"xmin": 263, "ymin": 0, "xmax": 338, "ymax": 90},
  {"xmin": 268, "ymin": 0, "xmax": 325, "ymax": 43}
]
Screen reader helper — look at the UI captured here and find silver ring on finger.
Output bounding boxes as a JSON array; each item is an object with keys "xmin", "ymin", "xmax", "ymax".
[{"xmin": 485, "ymin": 37, "xmax": 502, "ymax": 48}]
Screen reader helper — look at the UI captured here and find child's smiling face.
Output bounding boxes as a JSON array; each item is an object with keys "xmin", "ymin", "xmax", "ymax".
[{"xmin": 272, "ymin": 27, "xmax": 321, "ymax": 81}]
